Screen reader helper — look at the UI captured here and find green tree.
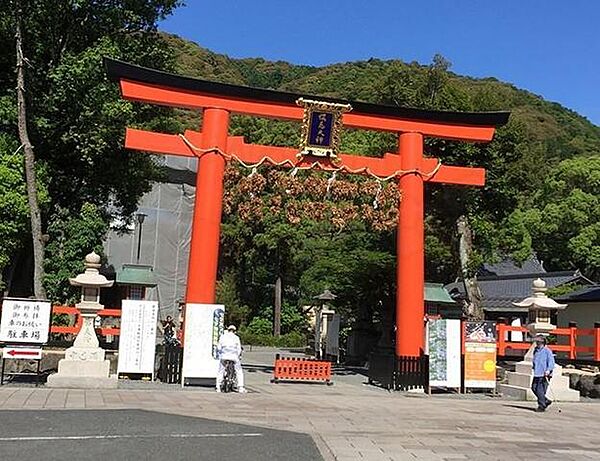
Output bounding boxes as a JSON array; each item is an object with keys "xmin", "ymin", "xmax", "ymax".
[
  {"xmin": 44, "ymin": 203, "xmax": 108, "ymax": 304},
  {"xmin": 0, "ymin": 0, "xmax": 182, "ymax": 300},
  {"xmin": 0, "ymin": 134, "xmax": 34, "ymax": 291},
  {"xmin": 518, "ymin": 156, "xmax": 600, "ymax": 279}
]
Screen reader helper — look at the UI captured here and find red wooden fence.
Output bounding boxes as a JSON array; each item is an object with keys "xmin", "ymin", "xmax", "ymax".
[
  {"xmin": 495, "ymin": 323, "xmax": 600, "ymax": 361},
  {"xmin": 51, "ymin": 305, "xmax": 121, "ymax": 337}
]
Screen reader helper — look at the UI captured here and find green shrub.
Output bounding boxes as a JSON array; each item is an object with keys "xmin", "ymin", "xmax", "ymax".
[
  {"xmin": 239, "ymin": 330, "xmax": 306, "ymax": 348},
  {"xmin": 246, "ymin": 317, "xmax": 273, "ymax": 335}
]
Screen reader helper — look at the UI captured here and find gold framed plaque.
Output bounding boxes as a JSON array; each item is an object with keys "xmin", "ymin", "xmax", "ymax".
[{"xmin": 297, "ymin": 98, "xmax": 352, "ymax": 160}]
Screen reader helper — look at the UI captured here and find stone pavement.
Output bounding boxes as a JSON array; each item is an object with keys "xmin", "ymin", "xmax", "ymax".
[{"xmin": 0, "ymin": 348, "xmax": 599, "ymax": 460}]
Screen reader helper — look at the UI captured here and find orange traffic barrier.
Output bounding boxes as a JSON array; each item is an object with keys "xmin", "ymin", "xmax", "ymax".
[{"xmin": 271, "ymin": 355, "xmax": 333, "ymax": 385}]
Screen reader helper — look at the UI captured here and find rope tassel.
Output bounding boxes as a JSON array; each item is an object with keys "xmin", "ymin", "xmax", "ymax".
[
  {"xmin": 326, "ymin": 171, "xmax": 337, "ymax": 199},
  {"xmin": 372, "ymin": 181, "xmax": 383, "ymax": 209}
]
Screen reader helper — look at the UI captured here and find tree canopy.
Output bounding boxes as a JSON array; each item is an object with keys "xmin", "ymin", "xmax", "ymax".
[{"xmin": 0, "ymin": 0, "xmax": 182, "ymax": 297}]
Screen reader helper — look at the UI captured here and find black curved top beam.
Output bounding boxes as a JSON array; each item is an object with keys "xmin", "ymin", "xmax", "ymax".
[{"xmin": 104, "ymin": 57, "xmax": 510, "ymax": 127}]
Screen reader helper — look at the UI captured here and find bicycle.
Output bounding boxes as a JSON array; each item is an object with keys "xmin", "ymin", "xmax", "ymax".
[{"xmin": 221, "ymin": 360, "xmax": 237, "ymax": 393}]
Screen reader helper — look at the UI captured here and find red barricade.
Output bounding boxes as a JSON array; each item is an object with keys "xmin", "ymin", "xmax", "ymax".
[{"xmin": 272, "ymin": 355, "xmax": 333, "ymax": 385}]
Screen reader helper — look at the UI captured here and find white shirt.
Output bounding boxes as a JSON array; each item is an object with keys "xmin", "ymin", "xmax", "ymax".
[{"xmin": 217, "ymin": 331, "xmax": 242, "ymax": 361}]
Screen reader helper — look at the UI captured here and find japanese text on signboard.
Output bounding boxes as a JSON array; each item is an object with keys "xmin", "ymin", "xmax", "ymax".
[
  {"xmin": 0, "ymin": 299, "xmax": 51, "ymax": 344},
  {"xmin": 308, "ymin": 112, "xmax": 334, "ymax": 147}
]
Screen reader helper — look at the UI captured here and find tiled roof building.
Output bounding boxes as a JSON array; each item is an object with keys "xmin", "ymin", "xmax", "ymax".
[{"xmin": 445, "ymin": 257, "xmax": 595, "ymax": 317}]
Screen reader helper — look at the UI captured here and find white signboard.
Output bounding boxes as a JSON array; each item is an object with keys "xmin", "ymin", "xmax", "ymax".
[
  {"xmin": 0, "ymin": 298, "xmax": 51, "ymax": 344},
  {"xmin": 181, "ymin": 303, "xmax": 225, "ymax": 385},
  {"xmin": 427, "ymin": 319, "xmax": 461, "ymax": 388},
  {"xmin": 2, "ymin": 346, "xmax": 42, "ymax": 360},
  {"xmin": 117, "ymin": 300, "xmax": 159, "ymax": 376}
]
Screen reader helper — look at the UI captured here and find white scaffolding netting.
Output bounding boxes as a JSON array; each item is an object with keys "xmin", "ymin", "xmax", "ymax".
[{"xmin": 104, "ymin": 155, "xmax": 197, "ymax": 319}]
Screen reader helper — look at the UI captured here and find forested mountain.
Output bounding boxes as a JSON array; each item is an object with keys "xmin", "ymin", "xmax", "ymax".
[
  {"xmin": 0, "ymin": 2, "xmax": 597, "ymax": 336},
  {"xmin": 159, "ymin": 34, "xmax": 599, "ymax": 329}
]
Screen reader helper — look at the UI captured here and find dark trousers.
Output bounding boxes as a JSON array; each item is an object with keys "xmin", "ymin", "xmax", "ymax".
[{"xmin": 531, "ymin": 376, "xmax": 550, "ymax": 409}]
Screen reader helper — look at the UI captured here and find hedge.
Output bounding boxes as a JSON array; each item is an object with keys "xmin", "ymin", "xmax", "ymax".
[{"xmin": 239, "ymin": 330, "xmax": 306, "ymax": 348}]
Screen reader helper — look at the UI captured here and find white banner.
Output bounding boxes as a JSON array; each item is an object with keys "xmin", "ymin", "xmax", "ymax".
[
  {"xmin": 0, "ymin": 298, "xmax": 51, "ymax": 344},
  {"xmin": 181, "ymin": 303, "xmax": 225, "ymax": 385},
  {"xmin": 427, "ymin": 319, "xmax": 461, "ymax": 388},
  {"xmin": 117, "ymin": 300, "xmax": 159, "ymax": 376}
]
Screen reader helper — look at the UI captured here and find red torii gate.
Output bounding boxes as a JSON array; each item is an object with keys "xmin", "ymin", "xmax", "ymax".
[{"xmin": 105, "ymin": 58, "xmax": 509, "ymax": 358}]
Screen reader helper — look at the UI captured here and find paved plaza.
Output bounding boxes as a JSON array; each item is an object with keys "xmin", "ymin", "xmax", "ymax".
[{"xmin": 0, "ymin": 349, "xmax": 598, "ymax": 460}]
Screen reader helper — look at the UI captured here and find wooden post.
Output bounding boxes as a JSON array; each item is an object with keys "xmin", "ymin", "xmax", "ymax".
[
  {"xmin": 568, "ymin": 321, "xmax": 577, "ymax": 360},
  {"xmin": 594, "ymin": 322, "xmax": 600, "ymax": 362},
  {"xmin": 497, "ymin": 323, "xmax": 506, "ymax": 356}
]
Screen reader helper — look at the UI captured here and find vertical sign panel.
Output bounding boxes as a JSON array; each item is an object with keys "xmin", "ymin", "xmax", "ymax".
[
  {"xmin": 181, "ymin": 303, "xmax": 225, "ymax": 385},
  {"xmin": 428, "ymin": 319, "xmax": 461, "ymax": 388},
  {"xmin": 0, "ymin": 299, "xmax": 51, "ymax": 344},
  {"xmin": 325, "ymin": 314, "xmax": 340, "ymax": 358},
  {"xmin": 117, "ymin": 300, "xmax": 159, "ymax": 376},
  {"xmin": 464, "ymin": 321, "xmax": 497, "ymax": 389}
]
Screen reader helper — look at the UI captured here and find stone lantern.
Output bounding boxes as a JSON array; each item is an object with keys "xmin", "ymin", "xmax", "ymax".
[
  {"xmin": 498, "ymin": 278, "xmax": 578, "ymax": 401},
  {"xmin": 313, "ymin": 289, "xmax": 337, "ymax": 360},
  {"xmin": 47, "ymin": 251, "xmax": 118, "ymax": 388},
  {"xmin": 515, "ymin": 278, "xmax": 566, "ymax": 337}
]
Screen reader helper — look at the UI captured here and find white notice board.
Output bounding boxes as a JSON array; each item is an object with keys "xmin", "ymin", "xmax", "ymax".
[
  {"xmin": 117, "ymin": 300, "xmax": 159, "ymax": 376},
  {"xmin": 427, "ymin": 319, "xmax": 462, "ymax": 388},
  {"xmin": 0, "ymin": 298, "xmax": 51, "ymax": 344},
  {"xmin": 181, "ymin": 303, "xmax": 225, "ymax": 385}
]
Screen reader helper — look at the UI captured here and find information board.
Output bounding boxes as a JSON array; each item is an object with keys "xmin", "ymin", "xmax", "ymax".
[
  {"xmin": 0, "ymin": 298, "xmax": 51, "ymax": 344},
  {"xmin": 427, "ymin": 319, "xmax": 461, "ymax": 388},
  {"xmin": 181, "ymin": 303, "xmax": 225, "ymax": 385},
  {"xmin": 117, "ymin": 300, "xmax": 159, "ymax": 376},
  {"xmin": 464, "ymin": 321, "xmax": 497, "ymax": 389}
]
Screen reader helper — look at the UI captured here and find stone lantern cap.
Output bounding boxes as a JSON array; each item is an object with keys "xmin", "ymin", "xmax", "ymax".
[
  {"xmin": 69, "ymin": 251, "xmax": 114, "ymax": 288},
  {"xmin": 512, "ymin": 278, "xmax": 567, "ymax": 310},
  {"xmin": 314, "ymin": 289, "xmax": 337, "ymax": 301}
]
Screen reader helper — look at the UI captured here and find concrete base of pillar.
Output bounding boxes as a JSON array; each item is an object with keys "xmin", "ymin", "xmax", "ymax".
[
  {"xmin": 46, "ymin": 374, "xmax": 117, "ymax": 389},
  {"xmin": 46, "ymin": 348, "xmax": 117, "ymax": 389},
  {"xmin": 498, "ymin": 363, "xmax": 579, "ymax": 402}
]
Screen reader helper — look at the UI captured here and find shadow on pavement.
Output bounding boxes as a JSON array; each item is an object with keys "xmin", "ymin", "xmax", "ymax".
[
  {"xmin": 503, "ymin": 404, "xmax": 538, "ymax": 412},
  {"xmin": 0, "ymin": 409, "xmax": 324, "ymax": 461}
]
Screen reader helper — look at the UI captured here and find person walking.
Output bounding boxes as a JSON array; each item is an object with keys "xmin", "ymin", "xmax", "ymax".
[
  {"xmin": 531, "ymin": 334, "xmax": 555, "ymax": 412},
  {"xmin": 215, "ymin": 325, "xmax": 246, "ymax": 393}
]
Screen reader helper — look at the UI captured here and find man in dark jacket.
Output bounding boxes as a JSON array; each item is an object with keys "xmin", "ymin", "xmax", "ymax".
[{"xmin": 531, "ymin": 334, "xmax": 555, "ymax": 412}]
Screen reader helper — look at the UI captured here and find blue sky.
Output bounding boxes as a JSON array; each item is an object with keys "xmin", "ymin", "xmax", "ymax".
[{"xmin": 160, "ymin": 1, "xmax": 599, "ymax": 126}]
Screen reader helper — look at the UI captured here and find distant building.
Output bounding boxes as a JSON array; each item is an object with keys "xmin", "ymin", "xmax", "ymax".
[
  {"xmin": 556, "ymin": 286, "xmax": 600, "ymax": 357},
  {"xmin": 425, "ymin": 283, "xmax": 460, "ymax": 319},
  {"xmin": 445, "ymin": 257, "xmax": 595, "ymax": 324}
]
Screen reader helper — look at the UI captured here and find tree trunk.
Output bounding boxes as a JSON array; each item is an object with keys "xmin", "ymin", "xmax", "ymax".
[
  {"xmin": 457, "ymin": 216, "xmax": 483, "ymax": 320},
  {"xmin": 15, "ymin": 0, "xmax": 46, "ymax": 299},
  {"xmin": 273, "ymin": 276, "xmax": 281, "ymax": 337}
]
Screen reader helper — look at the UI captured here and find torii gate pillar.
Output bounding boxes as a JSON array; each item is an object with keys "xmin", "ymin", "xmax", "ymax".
[
  {"xmin": 397, "ymin": 132, "xmax": 425, "ymax": 357},
  {"xmin": 187, "ymin": 108, "xmax": 230, "ymax": 304}
]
